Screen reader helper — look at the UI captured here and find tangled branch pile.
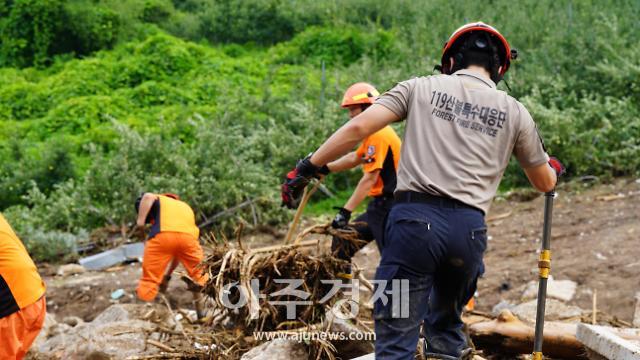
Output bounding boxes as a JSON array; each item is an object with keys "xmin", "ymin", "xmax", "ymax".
[
  {"xmin": 202, "ymin": 241, "xmax": 343, "ymax": 331},
  {"xmin": 198, "ymin": 224, "xmax": 370, "ymax": 358}
]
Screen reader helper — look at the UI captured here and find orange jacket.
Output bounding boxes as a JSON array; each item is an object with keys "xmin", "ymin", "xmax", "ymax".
[
  {"xmin": 355, "ymin": 125, "xmax": 402, "ymax": 197},
  {"xmin": 0, "ymin": 214, "xmax": 45, "ymax": 319}
]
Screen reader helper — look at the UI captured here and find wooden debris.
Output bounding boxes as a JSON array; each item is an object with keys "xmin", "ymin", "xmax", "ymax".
[
  {"xmin": 201, "ymin": 224, "xmax": 371, "ymax": 360},
  {"xmin": 468, "ymin": 310, "xmax": 587, "ymax": 359},
  {"xmin": 284, "ymin": 179, "xmax": 323, "ymax": 244},
  {"xmin": 486, "ymin": 211, "xmax": 512, "ymax": 222},
  {"xmin": 596, "ymin": 193, "xmax": 626, "ymax": 201},
  {"xmin": 146, "ymin": 339, "xmax": 175, "ymax": 352}
]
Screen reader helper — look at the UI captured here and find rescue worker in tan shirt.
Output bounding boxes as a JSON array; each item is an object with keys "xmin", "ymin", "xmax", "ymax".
[{"xmin": 282, "ymin": 22, "xmax": 565, "ymax": 359}]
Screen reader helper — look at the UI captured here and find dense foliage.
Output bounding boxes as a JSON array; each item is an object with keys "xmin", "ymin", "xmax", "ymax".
[{"xmin": 0, "ymin": 0, "xmax": 638, "ymax": 261}]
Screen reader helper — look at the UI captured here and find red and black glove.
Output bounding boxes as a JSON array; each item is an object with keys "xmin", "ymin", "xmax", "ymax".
[
  {"xmin": 548, "ymin": 157, "xmax": 565, "ymax": 177},
  {"xmin": 281, "ymin": 156, "xmax": 322, "ymax": 209}
]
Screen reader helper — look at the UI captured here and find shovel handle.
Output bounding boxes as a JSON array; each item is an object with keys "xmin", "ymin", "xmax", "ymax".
[{"xmin": 532, "ymin": 191, "xmax": 556, "ymax": 359}]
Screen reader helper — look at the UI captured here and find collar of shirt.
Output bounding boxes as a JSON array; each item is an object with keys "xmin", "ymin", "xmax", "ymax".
[{"xmin": 453, "ymin": 69, "xmax": 496, "ymax": 89}]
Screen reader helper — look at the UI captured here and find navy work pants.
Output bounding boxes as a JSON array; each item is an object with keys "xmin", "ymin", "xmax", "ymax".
[{"xmin": 373, "ymin": 200, "xmax": 487, "ymax": 359}]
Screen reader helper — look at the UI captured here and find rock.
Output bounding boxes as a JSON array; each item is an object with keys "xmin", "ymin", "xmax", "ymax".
[
  {"xmin": 35, "ymin": 305, "xmax": 158, "ymax": 359},
  {"xmin": 521, "ymin": 276, "xmax": 577, "ymax": 302},
  {"xmin": 32, "ymin": 313, "xmax": 58, "ymax": 349},
  {"xmin": 511, "ymin": 298, "xmax": 583, "ymax": 324},
  {"xmin": 240, "ymin": 339, "xmax": 307, "ymax": 360},
  {"xmin": 324, "ymin": 305, "xmax": 374, "ymax": 358},
  {"xmin": 92, "ymin": 304, "xmax": 132, "ymax": 325},
  {"xmin": 491, "ymin": 300, "xmax": 516, "ymax": 316},
  {"xmin": 56, "ymin": 264, "xmax": 86, "ymax": 277},
  {"xmin": 38, "ymin": 320, "xmax": 156, "ymax": 358},
  {"xmin": 62, "ymin": 316, "xmax": 84, "ymax": 327}
]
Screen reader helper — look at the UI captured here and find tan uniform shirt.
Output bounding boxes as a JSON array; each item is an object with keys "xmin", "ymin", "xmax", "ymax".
[{"xmin": 376, "ymin": 69, "xmax": 548, "ymax": 214}]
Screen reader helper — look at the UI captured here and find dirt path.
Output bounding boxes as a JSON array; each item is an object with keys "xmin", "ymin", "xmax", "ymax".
[
  {"xmin": 479, "ymin": 178, "xmax": 640, "ymax": 322},
  {"xmin": 43, "ymin": 263, "xmax": 196, "ymax": 322}
]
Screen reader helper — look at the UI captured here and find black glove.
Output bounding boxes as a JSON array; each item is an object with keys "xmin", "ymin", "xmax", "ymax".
[
  {"xmin": 318, "ymin": 164, "xmax": 330, "ymax": 176},
  {"xmin": 331, "ymin": 207, "xmax": 352, "ymax": 229},
  {"xmin": 281, "ymin": 156, "xmax": 321, "ymax": 209}
]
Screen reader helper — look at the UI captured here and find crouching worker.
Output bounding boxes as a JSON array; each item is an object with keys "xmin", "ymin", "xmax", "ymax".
[
  {"xmin": 135, "ymin": 193, "xmax": 208, "ymax": 318},
  {"xmin": 0, "ymin": 213, "xmax": 46, "ymax": 359}
]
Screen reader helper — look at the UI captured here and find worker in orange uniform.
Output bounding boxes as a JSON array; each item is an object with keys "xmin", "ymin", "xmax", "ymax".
[
  {"xmin": 324, "ymin": 83, "xmax": 401, "ymax": 279},
  {"xmin": 0, "ymin": 213, "xmax": 47, "ymax": 359},
  {"xmin": 135, "ymin": 193, "xmax": 207, "ymax": 318}
]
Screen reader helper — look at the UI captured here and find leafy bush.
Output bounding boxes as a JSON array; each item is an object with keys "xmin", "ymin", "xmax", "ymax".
[
  {"xmin": 64, "ymin": 3, "xmax": 120, "ymax": 55},
  {"xmin": 0, "ymin": 0, "xmax": 67, "ymax": 67},
  {"xmin": 141, "ymin": 0, "xmax": 174, "ymax": 23},
  {"xmin": 271, "ymin": 26, "xmax": 397, "ymax": 66}
]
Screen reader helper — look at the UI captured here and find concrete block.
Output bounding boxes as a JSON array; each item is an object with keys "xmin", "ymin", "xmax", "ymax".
[
  {"xmin": 79, "ymin": 242, "xmax": 144, "ymax": 270},
  {"xmin": 122, "ymin": 242, "xmax": 144, "ymax": 259},
  {"xmin": 511, "ymin": 298, "xmax": 583, "ymax": 324},
  {"xmin": 576, "ymin": 324, "xmax": 640, "ymax": 360}
]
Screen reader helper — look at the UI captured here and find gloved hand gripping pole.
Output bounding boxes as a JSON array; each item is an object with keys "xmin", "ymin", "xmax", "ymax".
[{"xmin": 531, "ymin": 191, "xmax": 555, "ymax": 360}]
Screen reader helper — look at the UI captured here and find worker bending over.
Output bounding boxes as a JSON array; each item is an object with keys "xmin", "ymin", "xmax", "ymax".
[{"xmin": 135, "ymin": 192, "xmax": 207, "ymax": 318}]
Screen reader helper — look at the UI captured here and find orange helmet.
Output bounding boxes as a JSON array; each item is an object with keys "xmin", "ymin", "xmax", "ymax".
[
  {"xmin": 440, "ymin": 22, "xmax": 516, "ymax": 79},
  {"xmin": 161, "ymin": 193, "xmax": 180, "ymax": 200},
  {"xmin": 340, "ymin": 82, "xmax": 380, "ymax": 108}
]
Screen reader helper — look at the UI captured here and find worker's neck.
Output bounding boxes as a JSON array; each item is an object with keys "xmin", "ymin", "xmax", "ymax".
[{"xmin": 464, "ymin": 65, "xmax": 492, "ymax": 81}]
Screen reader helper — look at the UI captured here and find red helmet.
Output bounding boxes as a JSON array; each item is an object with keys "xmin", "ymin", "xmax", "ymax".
[
  {"xmin": 341, "ymin": 82, "xmax": 380, "ymax": 108},
  {"xmin": 440, "ymin": 22, "xmax": 516, "ymax": 78}
]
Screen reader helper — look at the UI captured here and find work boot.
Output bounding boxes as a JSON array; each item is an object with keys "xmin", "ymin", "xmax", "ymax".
[
  {"xmin": 181, "ymin": 275, "xmax": 204, "ymax": 292},
  {"xmin": 423, "ymin": 341, "xmax": 474, "ymax": 360},
  {"xmin": 158, "ymin": 275, "xmax": 171, "ymax": 294}
]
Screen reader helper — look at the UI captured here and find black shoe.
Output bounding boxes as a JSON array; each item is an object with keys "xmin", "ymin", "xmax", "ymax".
[{"xmin": 423, "ymin": 341, "xmax": 473, "ymax": 360}]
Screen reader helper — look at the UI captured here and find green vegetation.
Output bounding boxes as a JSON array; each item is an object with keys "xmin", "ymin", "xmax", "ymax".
[{"xmin": 0, "ymin": 0, "xmax": 639, "ymax": 261}]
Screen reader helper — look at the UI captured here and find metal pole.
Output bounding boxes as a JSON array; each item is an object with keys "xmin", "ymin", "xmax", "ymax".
[{"xmin": 532, "ymin": 191, "xmax": 555, "ymax": 360}]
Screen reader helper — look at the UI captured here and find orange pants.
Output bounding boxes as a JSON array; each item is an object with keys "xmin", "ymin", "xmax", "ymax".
[
  {"xmin": 137, "ymin": 232, "xmax": 208, "ymax": 301},
  {"xmin": 0, "ymin": 296, "xmax": 46, "ymax": 360}
]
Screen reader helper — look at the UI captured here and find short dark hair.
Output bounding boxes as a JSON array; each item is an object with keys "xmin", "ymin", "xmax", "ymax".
[{"xmin": 450, "ymin": 32, "xmax": 503, "ymax": 82}]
